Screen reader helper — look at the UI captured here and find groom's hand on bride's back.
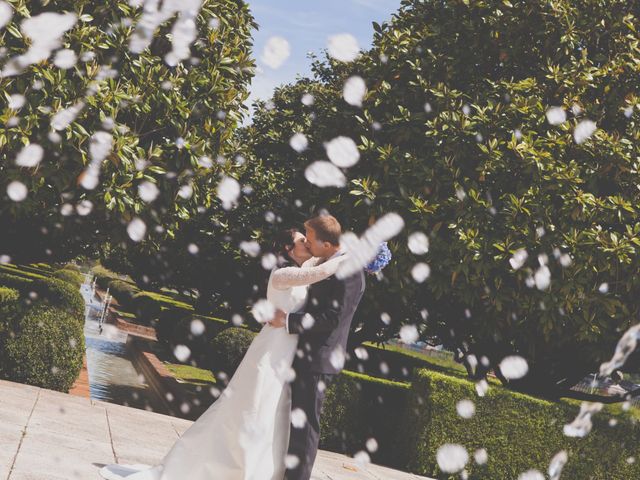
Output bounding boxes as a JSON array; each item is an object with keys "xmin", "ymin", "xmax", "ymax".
[{"xmin": 269, "ymin": 309, "xmax": 287, "ymax": 328}]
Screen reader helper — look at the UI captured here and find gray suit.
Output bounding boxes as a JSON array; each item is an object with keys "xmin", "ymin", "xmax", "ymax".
[{"xmin": 284, "ymin": 258, "xmax": 365, "ymax": 480}]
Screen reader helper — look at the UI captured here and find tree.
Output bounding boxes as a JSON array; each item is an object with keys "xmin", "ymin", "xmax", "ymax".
[
  {"xmin": 244, "ymin": 0, "xmax": 640, "ymax": 396},
  {"xmin": 0, "ymin": 0, "xmax": 256, "ymax": 263}
]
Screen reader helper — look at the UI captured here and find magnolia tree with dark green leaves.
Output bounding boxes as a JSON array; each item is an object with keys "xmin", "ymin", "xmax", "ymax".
[
  {"xmin": 244, "ymin": 0, "xmax": 640, "ymax": 395},
  {"xmin": 0, "ymin": 0, "xmax": 255, "ymax": 264}
]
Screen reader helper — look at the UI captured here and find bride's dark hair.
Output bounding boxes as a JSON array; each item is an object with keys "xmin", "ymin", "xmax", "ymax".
[{"xmin": 272, "ymin": 228, "xmax": 299, "ymax": 259}]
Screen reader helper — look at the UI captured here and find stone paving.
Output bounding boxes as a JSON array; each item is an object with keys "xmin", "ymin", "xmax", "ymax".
[{"xmin": 0, "ymin": 379, "xmax": 433, "ymax": 480}]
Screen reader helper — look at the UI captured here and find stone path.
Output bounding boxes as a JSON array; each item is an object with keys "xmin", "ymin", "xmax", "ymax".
[{"xmin": 0, "ymin": 379, "xmax": 432, "ymax": 480}]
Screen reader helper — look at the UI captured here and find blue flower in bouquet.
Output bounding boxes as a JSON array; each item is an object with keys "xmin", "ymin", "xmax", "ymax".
[{"xmin": 365, "ymin": 242, "xmax": 392, "ymax": 274}]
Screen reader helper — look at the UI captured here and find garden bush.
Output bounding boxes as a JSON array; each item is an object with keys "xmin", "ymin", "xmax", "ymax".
[
  {"xmin": 92, "ymin": 266, "xmax": 122, "ymax": 290},
  {"xmin": 0, "ymin": 302, "xmax": 84, "ymax": 392},
  {"xmin": 131, "ymin": 292, "xmax": 162, "ymax": 325},
  {"xmin": 107, "ymin": 280, "xmax": 140, "ymax": 308},
  {"xmin": 397, "ymin": 369, "xmax": 640, "ymax": 479},
  {"xmin": 0, "ymin": 287, "xmax": 19, "ymax": 305},
  {"xmin": 53, "ymin": 269, "xmax": 84, "ymax": 289},
  {"xmin": 319, "ymin": 370, "xmax": 410, "ymax": 468},
  {"xmin": 209, "ymin": 327, "xmax": 257, "ymax": 376}
]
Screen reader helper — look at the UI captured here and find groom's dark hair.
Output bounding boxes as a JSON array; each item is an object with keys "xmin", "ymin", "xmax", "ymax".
[{"xmin": 304, "ymin": 214, "xmax": 341, "ymax": 246}]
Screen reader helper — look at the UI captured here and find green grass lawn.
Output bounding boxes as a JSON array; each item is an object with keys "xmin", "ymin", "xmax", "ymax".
[{"xmin": 164, "ymin": 362, "xmax": 217, "ymax": 385}]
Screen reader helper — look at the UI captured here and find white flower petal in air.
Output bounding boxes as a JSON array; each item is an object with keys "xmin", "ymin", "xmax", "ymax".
[
  {"xmin": 548, "ymin": 450, "xmax": 568, "ymax": 480},
  {"xmin": 262, "ymin": 36, "xmax": 290, "ymax": 69},
  {"xmin": 8, "ymin": 94, "xmax": 25, "ymax": 110},
  {"xmin": 436, "ymin": 444, "xmax": 468, "ymax": 474},
  {"xmin": 573, "ymin": 120, "xmax": 597, "ymax": 144},
  {"xmin": 261, "ymin": 253, "xmax": 277, "ymax": 270},
  {"xmin": 546, "ymin": 106, "xmax": 566, "ymax": 125},
  {"xmin": 89, "ymin": 131, "xmax": 113, "ymax": 163},
  {"xmin": 343, "ymin": 75, "xmax": 366, "ymax": 107},
  {"xmin": 291, "ymin": 408, "xmax": 307, "ymax": 428},
  {"xmin": 301, "ymin": 93, "xmax": 314, "ymax": 106},
  {"xmin": 399, "ymin": 324, "xmax": 419, "ymax": 344},
  {"xmin": 353, "ymin": 451, "xmax": 370, "ymax": 468},
  {"xmin": 53, "ymin": 48, "xmax": 77, "ymax": 69},
  {"xmin": 408, "ymin": 232, "xmax": 429, "ymax": 255},
  {"xmin": 474, "ymin": 449, "xmax": 488, "ymax": 465},
  {"xmin": 475, "ymin": 379, "xmax": 489, "ymax": 397},
  {"xmin": 517, "ymin": 470, "xmax": 544, "ymax": 480},
  {"xmin": 499, "ymin": 355, "xmax": 529, "ymax": 380},
  {"xmin": 76, "ymin": 199, "xmax": 93, "ymax": 216},
  {"xmin": 217, "ymin": 176, "xmax": 240, "ymax": 210},
  {"xmin": 509, "ymin": 248, "xmax": 528, "ymax": 270},
  {"xmin": 240, "ymin": 240, "xmax": 261, "ymax": 257},
  {"xmin": 329, "ymin": 347, "xmax": 346, "ymax": 370},
  {"xmin": 177, "ymin": 183, "xmax": 193, "ymax": 200},
  {"xmin": 304, "ymin": 161, "xmax": 347, "ymax": 188},
  {"xmin": 190, "ymin": 319, "xmax": 205, "ymax": 336},
  {"xmin": 411, "ymin": 263, "xmax": 431, "ymax": 283},
  {"xmin": 456, "ymin": 399, "xmax": 475, "ymax": 419},
  {"xmin": 138, "ymin": 181, "xmax": 160, "ymax": 202},
  {"xmin": 51, "ymin": 102, "xmax": 85, "ymax": 131},
  {"xmin": 251, "ymin": 299, "xmax": 275, "ymax": 324},
  {"xmin": 0, "ymin": 1, "xmax": 13, "ymax": 29},
  {"xmin": 7, "ymin": 180, "xmax": 27, "ymax": 202},
  {"xmin": 534, "ymin": 265, "xmax": 551, "ymax": 290},
  {"xmin": 563, "ymin": 402, "xmax": 603, "ymax": 437},
  {"xmin": 127, "ymin": 217, "xmax": 147, "ymax": 242},
  {"xmin": 284, "ymin": 454, "xmax": 299, "ymax": 470},
  {"xmin": 289, "ymin": 133, "xmax": 308, "ymax": 153},
  {"xmin": 173, "ymin": 344, "xmax": 191, "ymax": 362},
  {"xmin": 325, "ymin": 136, "xmax": 360, "ymax": 168},
  {"xmin": 15, "ymin": 144, "xmax": 43, "ymax": 167},
  {"xmin": 327, "ymin": 33, "xmax": 359, "ymax": 62},
  {"xmin": 366, "ymin": 438, "xmax": 378, "ymax": 453}
]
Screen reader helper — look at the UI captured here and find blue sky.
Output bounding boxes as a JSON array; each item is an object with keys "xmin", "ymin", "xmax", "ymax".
[{"xmin": 244, "ymin": 0, "xmax": 402, "ymax": 108}]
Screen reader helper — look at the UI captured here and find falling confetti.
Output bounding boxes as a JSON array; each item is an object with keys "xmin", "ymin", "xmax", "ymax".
[
  {"xmin": 217, "ymin": 177, "xmax": 241, "ymax": 210},
  {"xmin": 325, "ymin": 136, "xmax": 360, "ymax": 168},
  {"xmin": 411, "ymin": 263, "xmax": 431, "ymax": 283},
  {"xmin": 289, "ymin": 133, "xmax": 308, "ymax": 153},
  {"xmin": 436, "ymin": 444, "xmax": 469, "ymax": 474},
  {"xmin": 173, "ymin": 344, "xmax": 191, "ymax": 362},
  {"xmin": 7, "ymin": 180, "xmax": 27, "ymax": 202},
  {"xmin": 53, "ymin": 48, "xmax": 78, "ymax": 69},
  {"xmin": 499, "ymin": 355, "xmax": 529, "ymax": 380},
  {"xmin": 534, "ymin": 265, "xmax": 551, "ymax": 290},
  {"xmin": 304, "ymin": 161, "xmax": 347, "ymax": 188},
  {"xmin": 138, "ymin": 181, "xmax": 160, "ymax": 203},
  {"xmin": 399, "ymin": 324, "xmax": 419, "ymax": 344},
  {"xmin": 563, "ymin": 402, "xmax": 603, "ymax": 437},
  {"xmin": 456, "ymin": 399, "xmax": 475, "ymax": 419},
  {"xmin": 518, "ymin": 470, "xmax": 544, "ymax": 480},
  {"xmin": 251, "ymin": 299, "xmax": 275, "ymax": 323},
  {"xmin": 15, "ymin": 144, "xmax": 43, "ymax": 168},
  {"xmin": 262, "ymin": 36, "xmax": 291, "ymax": 69},
  {"xmin": 546, "ymin": 106, "xmax": 566, "ymax": 125},
  {"xmin": 127, "ymin": 217, "xmax": 147, "ymax": 242},
  {"xmin": 190, "ymin": 319, "xmax": 205, "ymax": 336},
  {"xmin": 573, "ymin": 119, "xmax": 597, "ymax": 144},
  {"xmin": 291, "ymin": 408, "xmax": 307, "ymax": 428},
  {"xmin": 0, "ymin": 1, "xmax": 12, "ymax": 29},
  {"xmin": 1, "ymin": 12, "xmax": 77, "ymax": 77},
  {"xmin": 240, "ymin": 240, "xmax": 261, "ymax": 257},
  {"xmin": 343, "ymin": 75, "xmax": 366, "ymax": 107},
  {"xmin": 548, "ymin": 450, "xmax": 568, "ymax": 480},
  {"xmin": 509, "ymin": 248, "xmax": 528, "ymax": 270},
  {"xmin": 408, "ymin": 232, "xmax": 429, "ymax": 255},
  {"xmin": 474, "ymin": 448, "xmax": 488, "ymax": 465},
  {"xmin": 8, "ymin": 94, "xmax": 25, "ymax": 110},
  {"xmin": 51, "ymin": 102, "xmax": 85, "ymax": 131},
  {"xmin": 327, "ymin": 33, "xmax": 359, "ymax": 62}
]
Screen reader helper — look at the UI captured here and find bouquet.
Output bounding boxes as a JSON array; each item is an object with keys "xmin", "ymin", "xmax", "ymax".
[{"xmin": 364, "ymin": 242, "xmax": 392, "ymax": 275}]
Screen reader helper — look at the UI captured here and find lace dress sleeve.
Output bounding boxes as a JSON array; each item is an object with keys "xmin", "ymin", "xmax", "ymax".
[{"xmin": 270, "ymin": 256, "xmax": 346, "ymax": 290}]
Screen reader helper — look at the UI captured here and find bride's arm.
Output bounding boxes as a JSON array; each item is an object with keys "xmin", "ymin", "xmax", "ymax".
[{"xmin": 270, "ymin": 256, "xmax": 346, "ymax": 290}]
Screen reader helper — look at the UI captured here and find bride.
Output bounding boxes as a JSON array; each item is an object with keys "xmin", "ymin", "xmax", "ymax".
[{"xmin": 99, "ymin": 228, "xmax": 346, "ymax": 480}]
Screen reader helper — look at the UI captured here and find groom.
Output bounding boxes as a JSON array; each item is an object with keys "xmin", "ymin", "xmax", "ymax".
[{"xmin": 269, "ymin": 213, "xmax": 366, "ymax": 480}]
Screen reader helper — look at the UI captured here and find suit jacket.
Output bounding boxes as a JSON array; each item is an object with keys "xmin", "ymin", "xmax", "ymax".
[{"xmin": 287, "ymin": 259, "xmax": 365, "ymax": 375}]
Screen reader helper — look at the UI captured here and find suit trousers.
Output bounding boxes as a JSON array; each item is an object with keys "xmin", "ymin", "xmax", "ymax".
[{"xmin": 284, "ymin": 369, "xmax": 335, "ymax": 480}]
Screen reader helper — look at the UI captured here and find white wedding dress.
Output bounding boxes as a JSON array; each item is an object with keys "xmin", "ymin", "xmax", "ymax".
[{"xmin": 99, "ymin": 256, "xmax": 344, "ymax": 480}]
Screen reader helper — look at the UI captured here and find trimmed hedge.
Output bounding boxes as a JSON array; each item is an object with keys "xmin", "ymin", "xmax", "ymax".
[
  {"xmin": 0, "ymin": 302, "xmax": 84, "ymax": 392},
  {"xmin": 0, "ymin": 273, "xmax": 85, "ymax": 321},
  {"xmin": 397, "ymin": 369, "xmax": 640, "ymax": 479},
  {"xmin": 209, "ymin": 327, "xmax": 257, "ymax": 376},
  {"xmin": 107, "ymin": 279, "xmax": 139, "ymax": 307},
  {"xmin": 91, "ymin": 265, "xmax": 121, "ymax": 289},
  {"xmin": 0, "ymin": 287, "xmax": 19, "ymax": 305},
  {"xmin": 131, "ymin": 292, "xmax": 162, "ymax": 324},
  {"xmin": 320, "ymin": 370, "xmax": 410, "ymax": 467},
  {"xmin": 53, "ymin": 269, "xmax": 85, "ymax": 289}
]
